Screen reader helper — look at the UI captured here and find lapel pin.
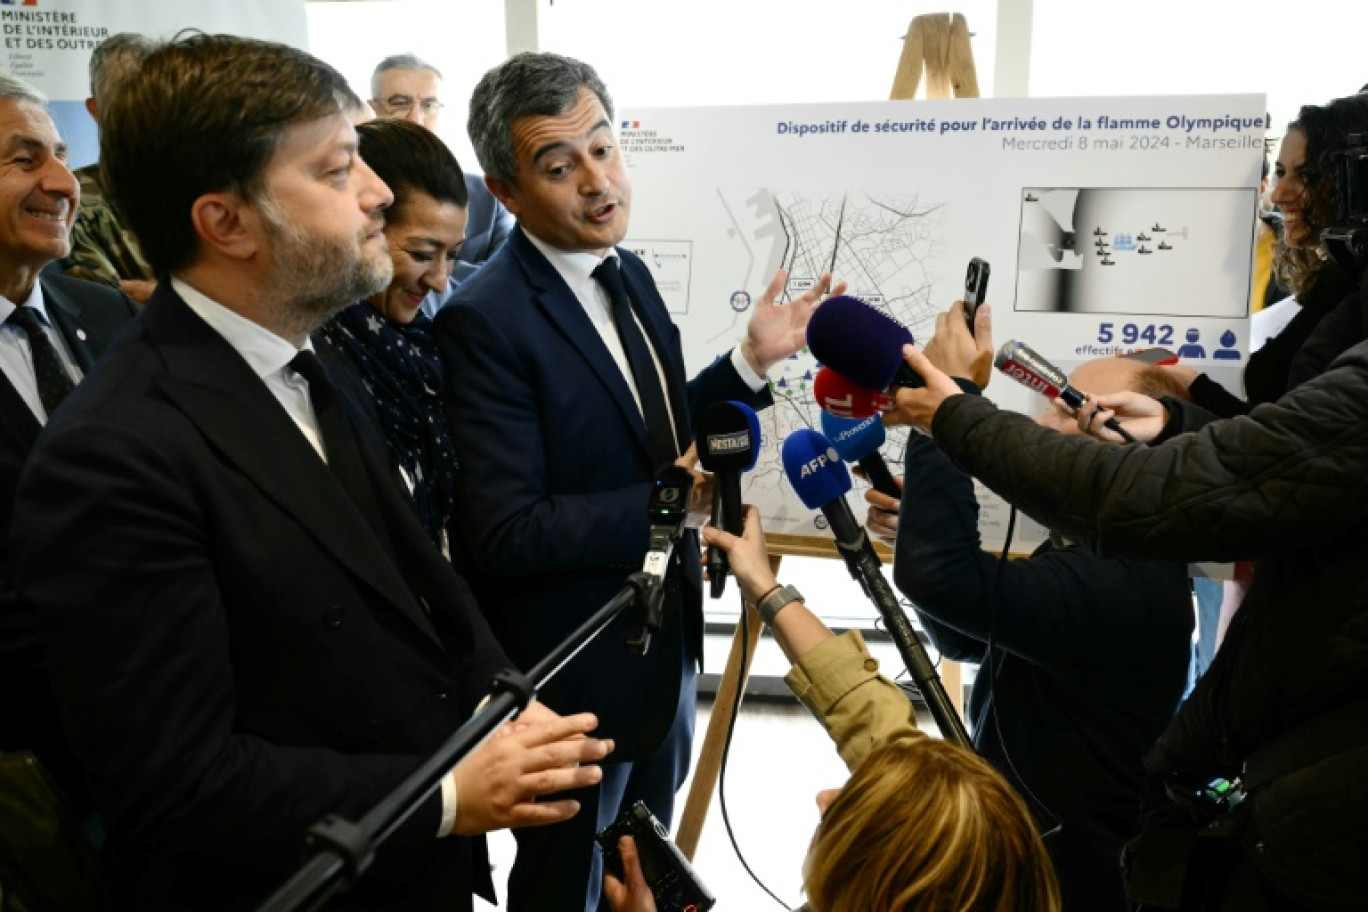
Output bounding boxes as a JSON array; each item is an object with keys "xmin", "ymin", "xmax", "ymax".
[{"xmin": 76, "ymin": 328, "xmax": 87, "ymax": 341}]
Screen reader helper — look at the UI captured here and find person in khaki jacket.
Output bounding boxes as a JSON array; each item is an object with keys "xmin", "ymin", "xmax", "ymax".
[{"xmin": 604, "ymin": 505, "xmax": 1062, "ymax": 912}]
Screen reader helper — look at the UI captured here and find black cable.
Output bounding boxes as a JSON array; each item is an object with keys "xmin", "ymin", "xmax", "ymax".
[
  {"xmin": 982, "ymin": 506, "xmax": 1063, "ymax": 838},
  {"xmin": 716, "ymin": 594, "xmax": 792, "ymax": 911}
]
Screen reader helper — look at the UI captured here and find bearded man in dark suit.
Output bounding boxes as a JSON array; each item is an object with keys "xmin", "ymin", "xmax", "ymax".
[{"xmin": 10, "ymin": 35, "xmax": 613, "ymax": 911}]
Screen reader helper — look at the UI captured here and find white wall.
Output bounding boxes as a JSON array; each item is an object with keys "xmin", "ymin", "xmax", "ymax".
[
  {"xmin": 540, "ymin": 0, "xmax": 1000, "ymax": 106},
  {"xmin": 304, "ymin": 0, "xmax": 506, "ymax": 174},
  {"xmin": 1030, "ymin": 0, "xmax": 1367, "ymax": 135}
]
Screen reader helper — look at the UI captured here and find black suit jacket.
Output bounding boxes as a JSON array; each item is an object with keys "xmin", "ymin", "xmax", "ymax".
[
  {"xmin": 436, "ymin": 229, "xmax": 771, "ymax": 760},
  {"xmin": 0, "ymin": 274, "xmax": 137, "ymax": 806},
  {"xmin": 11, "ymin": 283, "xmax": 509, "ymax": 910}
]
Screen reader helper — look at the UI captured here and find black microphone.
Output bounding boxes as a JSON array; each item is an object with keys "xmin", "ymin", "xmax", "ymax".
[
  {"xmin": 695, "ymin": 401, "xmax": 761, "ymax": 598},
  {"xmin": 806, "ymin": 295, "xmax": 924, "ymax": 391},
  {"xmin": 781, "ymin": 429, "xmax": 971, "ymax": 747},
  {"xmin": 994, "ymin": 340, "xmax": 1136, "ymax": 443},
  {"xmin": 631, "ymin": 465, "xmax": 696, "ymax": 654},
  {"xmin": 643, "ymin": 465, "xmax": 694, "ymax": 581}
]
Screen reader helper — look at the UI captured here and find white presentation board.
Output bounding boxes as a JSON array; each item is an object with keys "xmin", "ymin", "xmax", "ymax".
[{"xmin": 620, "ymin": 95, "xmax": 1265, "ymax": 547}]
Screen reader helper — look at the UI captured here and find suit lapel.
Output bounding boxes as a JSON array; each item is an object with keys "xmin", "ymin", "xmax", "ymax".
[
  {"xmin": 619, "ymin": 256, "xmax": 691, "ymax": 454},
  {"xmin": 42, "ymin": 277, "xmax": 103, "ymax": 373},
  {"xmin": 0, "ymin": 370, "xmax": 39, "ymax": 450},
  {"xmin": 141, "ymin": 286, "xmax": 444, "ymax": 652},
  {"xmin": 510, "ymin": 230, "xmax": 657, "ymax": 460}
]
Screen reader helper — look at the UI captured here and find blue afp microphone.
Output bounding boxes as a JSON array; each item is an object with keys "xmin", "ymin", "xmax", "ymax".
[
  {"xmin": 696, "ymin": 401, "xmax": 761, "ymax": 598},
  {"xmin": 805, "ymin": 295, "xmax": 925, "ymax": 392},
  {"xmin": 781, "ymin": 429, "xmax": 971, "ymax": 747},
  {"xmin": 819, "ymin": 412, "xmax": 900, "ymax": 499}
]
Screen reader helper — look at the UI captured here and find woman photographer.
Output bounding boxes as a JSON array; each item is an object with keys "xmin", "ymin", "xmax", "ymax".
[
  {"xmin": 603, "ymin": 507, "xmax": 1061, "ymax": 912},
  {"xmin": 1176, "ymin": 93, "xmax": 1368, "ymax": 416}
]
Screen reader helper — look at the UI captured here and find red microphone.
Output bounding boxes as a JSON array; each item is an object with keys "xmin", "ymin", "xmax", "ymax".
[{"xmin": 814, "ymin": 366, "xmax": 894, "ymax": 418}]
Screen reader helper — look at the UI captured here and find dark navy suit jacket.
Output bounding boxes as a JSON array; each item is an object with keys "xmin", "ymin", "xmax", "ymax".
[
  {"xmin": 0, "ymin": 275, "xmax": 137, "ymax": 808},
  {"xmin": 436, "ymin": 228, "xmax": 770, "ymax": 759},
  {"xmin": 12, "ymin": 284, "xmax": 507, "ymax": 909},
  {"xmin": 451, "ymin": 173, "xmax": 513, "ymax": 286}
]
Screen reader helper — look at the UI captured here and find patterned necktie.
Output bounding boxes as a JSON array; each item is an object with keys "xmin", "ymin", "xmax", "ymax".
[
  {"xmin": 289, "ymin": 350, "xmax": 392, "ymax": 550},
  {"xmin": 591, "ymin": 258, "xmax": 677, "ymax": 466},
  {"xmin": 7, "ymin": 305, "xmax": 77, "ymax": 416}
]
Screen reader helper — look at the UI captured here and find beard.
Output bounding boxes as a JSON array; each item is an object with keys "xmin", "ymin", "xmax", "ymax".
[{"xmin": 256, "ymin": 194, "xmax": 393, "ymax": 339}]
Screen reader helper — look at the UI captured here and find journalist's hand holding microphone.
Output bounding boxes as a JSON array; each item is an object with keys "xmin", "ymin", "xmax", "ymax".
[
  {"xmin": 884, "ymin": 300, "xmax": 993, "ymax": 430},
  {"xmin": 924, "ymin": 300, "xmax": 995, "ymax": 389},
  {"xmin": 1072, "ymin": 389, "xmax": 1169, "ymax": 443}
]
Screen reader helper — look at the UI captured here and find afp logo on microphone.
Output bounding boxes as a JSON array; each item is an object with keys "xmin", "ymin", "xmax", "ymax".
[
  {"xmin": 799, "ymin": 447, "xmax": 841, "ymax": 477},
  {"xmin": 707, "ymin": 430, "xmax": 751, "ymax": 453}
]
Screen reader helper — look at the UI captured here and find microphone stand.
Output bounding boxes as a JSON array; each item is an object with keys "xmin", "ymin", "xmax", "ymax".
[
  {"xmin": 258, "ymin": 572, "xmax": 666, "ymax": 912},
  {"xmin": 833, "ymin": 536, "xmax": 973, "ymax": 748}
]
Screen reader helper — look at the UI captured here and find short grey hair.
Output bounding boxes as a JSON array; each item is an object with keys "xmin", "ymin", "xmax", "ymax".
[
  {"xmin": 467, "ymin": 52, "xmax": 614, "ymax": 185},
  {"xmin": 0, "ymin": 71, "xmax": 47, "ymax": 109},
  {"xmin": 88, "ymin": 33, "xmax": 159, "ymax": 106},
  {"xmin": 370, "ymin": 53, "xmax": 443, "ymax": 100}
]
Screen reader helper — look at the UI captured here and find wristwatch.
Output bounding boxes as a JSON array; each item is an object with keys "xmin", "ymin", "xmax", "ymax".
[{"xmin": 756, "ymin": 583, "xmax": 804, "ymax": 626}]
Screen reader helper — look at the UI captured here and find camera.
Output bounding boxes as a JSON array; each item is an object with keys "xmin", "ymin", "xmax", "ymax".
[
  {"xmin": 596, "ymin": 801, "xmax": 715, "ymax": 912},
  {"xmin": 1323, "ymin": 131, "xmax": 1368, "ymax": 267}
]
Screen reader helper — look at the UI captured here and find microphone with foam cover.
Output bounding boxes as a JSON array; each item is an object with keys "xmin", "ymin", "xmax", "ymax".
[
  {"xmin": 994, "ymin": 340, "xmax": 1135, "ymax": 443},
  {"xmin": 820, "ymin": 411, "xmax": 900, "ymax": 498},
  {"xmin": 806, "ymin": 295, "xmax": 924, "ymax": 392},
  {"xmin": 781, "ymin": 429, "xmax": 970, "ymax": 747},
  {"xmin": 696, "ymin": 401, "xmax": 761, "ymax": 598},
  {"xmin": 813, "ymin": 366, "xmax": 894, "ymax": 419}
]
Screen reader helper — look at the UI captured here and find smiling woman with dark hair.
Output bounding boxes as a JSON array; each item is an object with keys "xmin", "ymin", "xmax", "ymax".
[{"xmin": 318, "ymin": 117, "xmax": 468, "ymax": 552}]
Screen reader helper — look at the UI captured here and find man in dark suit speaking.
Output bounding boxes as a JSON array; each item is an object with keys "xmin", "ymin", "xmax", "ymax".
[
  {"xmin": 11, "ymin": 35, "xmax": 612, "ymax": 910},
  {"xmin": 437, "ymin": 52, "xmax": 839, "ymax": 911}
]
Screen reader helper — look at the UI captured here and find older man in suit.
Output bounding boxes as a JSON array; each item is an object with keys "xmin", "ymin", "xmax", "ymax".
[
  {"xmin": 368, "ymin": 54, "xmax": 513, "ymax": 316},
  {"xmin": 0, "ymin": 73, "xmax": 138, "ymax": 822},
  {"xmin": 11, "ymin": 35, "xmax": 613, "ymax": 910},
  {"xmin": 437, "ymin": 52, "xmax": 839, "ymax": 912}
]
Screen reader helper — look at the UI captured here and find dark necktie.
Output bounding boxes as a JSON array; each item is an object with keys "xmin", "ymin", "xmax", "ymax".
[
  {"xmin": 591, "ymin": 258, "xmax": 677, "ymax": 466},
  {"xmin": 289, "ymin": 350, "xmax": 393, "ymax": 551},
  {"xmin": 8, "ymin": 305, "xmax": 77, "ymax": 416}
]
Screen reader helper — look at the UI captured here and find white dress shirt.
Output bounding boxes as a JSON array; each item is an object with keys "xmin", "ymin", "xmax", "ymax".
[
  {"xmin": 0, "ymin": 281, "xmax": 83, "ymax": 423},
  {"xmin": 522, "ymin": 230, "xmax": 766, "ymax": 446}
]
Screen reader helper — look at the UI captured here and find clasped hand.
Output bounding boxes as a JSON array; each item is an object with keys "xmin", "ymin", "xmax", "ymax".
[{"xmin": 451, "ymin": 701, "xmax": 613, "ymax": 835}]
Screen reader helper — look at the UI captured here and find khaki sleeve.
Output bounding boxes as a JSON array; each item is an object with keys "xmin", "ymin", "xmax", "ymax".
[{"xmin": 784, "ymin": 629, "xmax": 926, "ymax": 771}]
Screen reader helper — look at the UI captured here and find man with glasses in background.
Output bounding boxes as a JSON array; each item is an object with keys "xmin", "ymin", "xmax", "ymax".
[{"xmin": 370, "ymin": 54, "xmax": 513, "ymax": 314}]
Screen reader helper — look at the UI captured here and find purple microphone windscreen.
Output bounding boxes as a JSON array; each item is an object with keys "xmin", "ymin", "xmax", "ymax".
[
  {"xmin": 819, "ymin": 411, "xmax": 886, "ymax": 463},
  {"xmin": 696, "ymin": 401, "xmax": 761, "ymax": 473},
  {"xmin": 781, "ymin": 428, "xmax": 852, "ymax": 510},
  {"xmin": 806, "ymin": 295, "xmax": 914, "ymax": 391}
]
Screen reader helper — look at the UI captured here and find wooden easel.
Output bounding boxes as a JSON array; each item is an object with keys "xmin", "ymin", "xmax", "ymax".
[
  {"xmin": 891, "ymin": 12, "xmax": 980, "ymax": 101},
  {"xmin": 674, "ymin": 15, "xmax": 979, "ymax": 860}
]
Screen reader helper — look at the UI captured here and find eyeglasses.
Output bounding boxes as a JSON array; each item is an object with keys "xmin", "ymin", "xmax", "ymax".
[{"xmin": 380, "ymin": 95, "xmax": 444, "ymax": 117}]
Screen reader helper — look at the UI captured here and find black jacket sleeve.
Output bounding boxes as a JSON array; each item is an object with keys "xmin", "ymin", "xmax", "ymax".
[
  {"xmin": 893, "ymin": 431, "xmax": 1160, "ymax": 672},
  {"xmin": 930, "ymin": 340, "xmax": 1368, "ymax": 562}
]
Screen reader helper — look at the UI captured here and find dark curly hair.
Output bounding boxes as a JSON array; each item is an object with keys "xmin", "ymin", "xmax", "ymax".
[{"xmin": 1274, "ymin": 93, "xmax": 1368, "ymax": 296}]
